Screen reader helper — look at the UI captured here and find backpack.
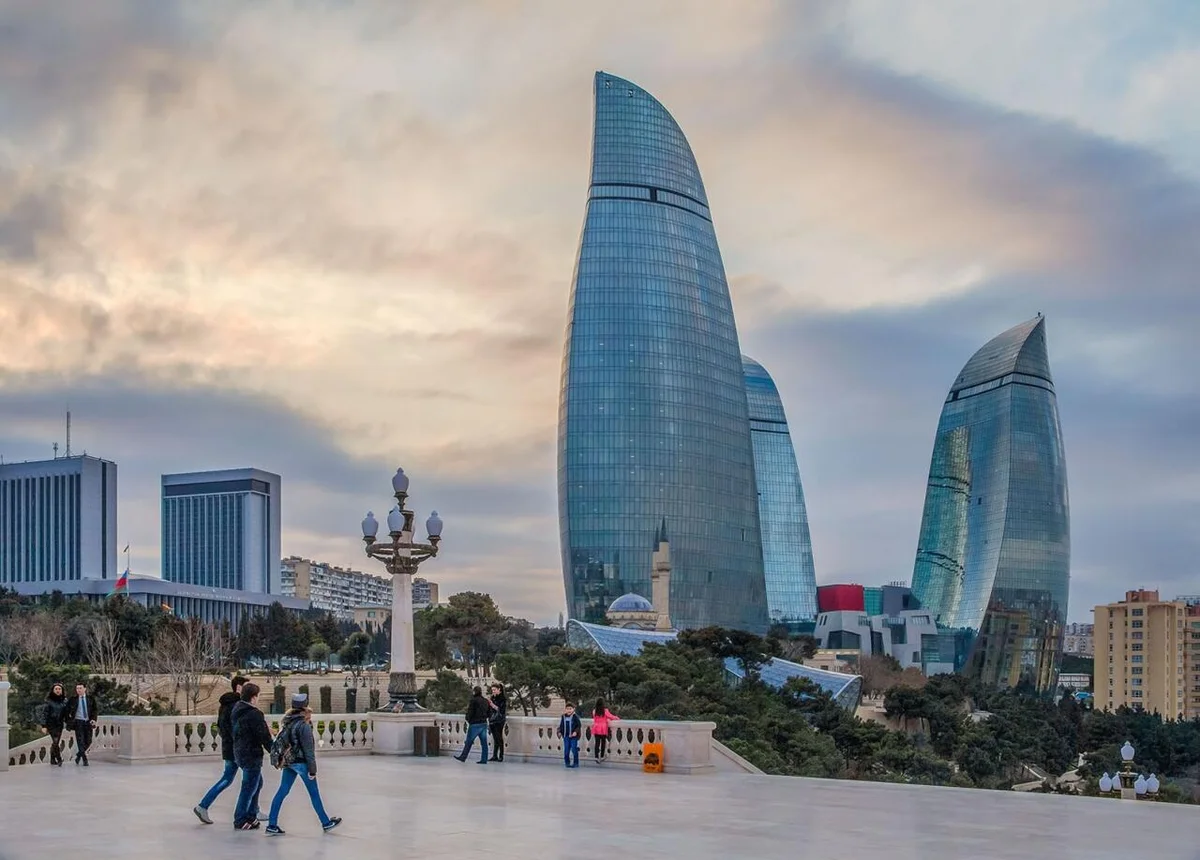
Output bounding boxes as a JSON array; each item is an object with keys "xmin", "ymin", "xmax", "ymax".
[{"xmin": 269, "ymin": 721, "xmax": 297, "ymax": 770}]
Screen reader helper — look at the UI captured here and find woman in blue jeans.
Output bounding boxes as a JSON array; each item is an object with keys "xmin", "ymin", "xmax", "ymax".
[{"xmin": 266, "ymin": 695, "xmax": 342, "ymax": 836}]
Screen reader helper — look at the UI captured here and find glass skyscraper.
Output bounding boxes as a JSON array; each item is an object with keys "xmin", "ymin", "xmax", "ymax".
[
  {"xmin": 558, "ymin": 72, "xmax": 769, "ymax": 633},
  {"xmin": 911, "ymin": 316, "xmax": 1070, "ymax": 693},
  {"xmin": 742, "ymin": 356, "xmax": 818, "ymax": 624}
]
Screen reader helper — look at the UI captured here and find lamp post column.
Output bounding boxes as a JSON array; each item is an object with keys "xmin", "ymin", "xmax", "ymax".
[{"xmin": 388, "ymin": 533, "xmax": 419, "ymax": 711}]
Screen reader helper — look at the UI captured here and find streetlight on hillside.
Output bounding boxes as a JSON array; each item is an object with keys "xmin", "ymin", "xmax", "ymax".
[{"xmin": 361, "ymin": 467, "xmax": 443, "ymax": 712}]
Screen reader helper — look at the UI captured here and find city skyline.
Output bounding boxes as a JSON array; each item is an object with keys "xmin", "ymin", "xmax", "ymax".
[{"xmin": 1, "ymin": 3, "xmax": 1198, "ymax": 626}]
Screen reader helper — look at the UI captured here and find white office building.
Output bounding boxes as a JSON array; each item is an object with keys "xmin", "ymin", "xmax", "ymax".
[
  {"xmin": 0, "ymin": 455, "xmax": 118, "ymax": 588},
  {"xmin": 162, "ymin": 468, "xmax": 281, "ymax": 594}
]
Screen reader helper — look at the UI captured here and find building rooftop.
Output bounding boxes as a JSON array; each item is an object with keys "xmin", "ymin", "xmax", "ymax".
[
  {"xmin": 950, "ymin": 315, "xmax": 1052, "ymax": 394},
  {"xmin": 1, "ymin": 755, "xmax": 1194, "ymax": 858}
]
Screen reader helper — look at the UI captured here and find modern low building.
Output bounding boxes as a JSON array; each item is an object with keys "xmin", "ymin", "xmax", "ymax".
[
  {"xmin": 43, "ymin": 572, "xmax": 309, "ymax": 626},
  {"xmin": 352, "ymin": 605, "xmax": 390, "ymax": 635},
  {"xmin": 1094, "ymin": 590, "xmax": 1184, "ymax": 718},
  {"xmin": 1057, "ymin": 672, "xmax": 1091, "ymax": 693},
  {"xmin": 812, "ymin": 583, "xmax": 962, "ymax": 675},
  {"xmin": 280, "ymin": 556, "xmax": 392, "ymax": 618},
  {"xmin": 910, "ymin": 316, "xmax": 1071, "ymax": 694},
  {"xmin": 558, "ymin": 71, "xmax": 769, "ymax": 634},
  {"xmin": 1063, "ymin": 622, "xmax": 1095, "ymax": 657},
  {"xmin": 0, "ymin": 455, "xmax": 118, "ymax": 589},
  {"xmin": 743, "ymin": 356, "xmax": 818, "ymax": 625},
  {"xmin": 161, "ymin": 468, "xmax": 282, "ymax": 594}
]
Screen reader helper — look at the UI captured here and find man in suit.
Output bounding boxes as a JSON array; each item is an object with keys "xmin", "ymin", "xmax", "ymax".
[{"xmin": 64, "ymin": 683, "xmax": 99, "ymax": 766}]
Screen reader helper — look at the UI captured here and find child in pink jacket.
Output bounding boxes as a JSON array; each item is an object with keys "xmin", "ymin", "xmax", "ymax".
[{"xmin": 591, "ymin": 698, "xmax": 620, "ymax": 762}]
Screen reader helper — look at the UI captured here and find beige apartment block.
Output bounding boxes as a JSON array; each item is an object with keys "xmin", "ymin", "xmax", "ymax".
[{"xmin": 1094, "ymin": 589, "xmax": 1185, "ymax": 718}]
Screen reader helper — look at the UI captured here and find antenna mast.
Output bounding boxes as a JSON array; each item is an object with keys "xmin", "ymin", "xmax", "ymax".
[{"xmin": 65, "ymin": 411, "xmax": 72, "ymax": 458}]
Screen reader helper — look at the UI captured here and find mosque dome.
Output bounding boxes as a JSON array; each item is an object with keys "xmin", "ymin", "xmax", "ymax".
[{"xmin": 608, "ymin": 592, "xmax": 654, "ymax": 613}]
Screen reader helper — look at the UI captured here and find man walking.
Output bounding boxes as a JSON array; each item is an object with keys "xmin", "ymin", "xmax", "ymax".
[
  {"xmin": 230, "ymin": 682, "xmax": 273, "ymax": 830},
  {"xmin": 453, "ymin": 686, "xmax": 491, "ymax": 764},
  {"xmin": 194, "ymin": 676, "xmax": 253, "ymax": 824},
  {"xmin": 64, "ymin": 683, "xmax": 99, "ymax": 766}
]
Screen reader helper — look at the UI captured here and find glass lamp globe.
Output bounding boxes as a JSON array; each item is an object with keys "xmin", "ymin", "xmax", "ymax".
[
  {"xmin": 387, "ymin": 506, "xmax": 404, "ymax": 535},
  {"xmin": 1146, "ymin": 774, "xmax": 1160, "ymax": 793},
  {"xmin": 392, "ymin": 467, "xmax": 410, "ymax": 496},
  {"xmin": 1098, "ymin": 773, "xmax": 1112, "ymax": 793},
  {"xmin": 361, "ymin": 511, "xmax": 379, "ymax": 539},
  {"xmin": 1135, "ymin": 774, "xmax": 1148, "ymax": 795},
  {"xmin": 426, "ymin": 510, "xmax": 443, "ymax": 539},
  {"xmin": 1120, "ymin": 741, "xmax": 1135, "ymax": 762}
]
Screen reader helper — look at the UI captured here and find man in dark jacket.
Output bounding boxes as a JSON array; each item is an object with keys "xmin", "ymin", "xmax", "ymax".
[
  {"xmin": 64, "ymin": 683, "xmax": 99, "ymax": 766},
  {"xmin": 193, "ymin": 676, "xmax": 250, "ymax": 824},
  {"xmin": 488, "ymin": 683, "xmax": 508, "ymax": 762},
  {"xmin": 230, "ymin": 682, "xmax": 273, "ymax": 830},
  {"xmin": 453, "ymin": 687, "xmax": 492, "ymax": 764}
]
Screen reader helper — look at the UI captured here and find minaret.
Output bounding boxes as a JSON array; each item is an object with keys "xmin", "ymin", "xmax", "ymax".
[{"xmin": 651, "ymin": 518, "xmax": 673, "ymax": 632}]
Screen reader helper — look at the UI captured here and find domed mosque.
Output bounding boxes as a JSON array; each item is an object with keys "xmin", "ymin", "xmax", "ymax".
[{"xmin": 604, "ymin": 520, "xmax": 674, "ymax": 631}]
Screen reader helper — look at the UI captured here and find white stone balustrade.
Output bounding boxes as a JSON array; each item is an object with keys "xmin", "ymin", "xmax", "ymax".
[
  {"xmin": 434, "ymin": 715, "xmax": 716, "ymax": 774},
  {"xmin": 0, "ymin": 681, "xmax": 9, "ymax": 772},
  {"xmin": 4, "ymin": 709, "xmax": 717, "ymax": 774}
]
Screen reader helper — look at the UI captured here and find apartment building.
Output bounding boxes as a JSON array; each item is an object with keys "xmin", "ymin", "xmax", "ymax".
[
  {"xmin": 1094, "ymin": 590, "xmax": 1185, "ymax": 718},
  {"xmin": 1063, "ymin": 622, "xmax": 1095, "ymax": 657},
  {"xmin": 280, "ymin": 556, "xmax": 390, "ymax": 618}
]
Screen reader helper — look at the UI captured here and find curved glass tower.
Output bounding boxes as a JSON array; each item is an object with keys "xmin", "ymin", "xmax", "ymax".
[
  {"xmin": 742, "ymin": 356, "xmax": 818, "ymax": 624},
  {"xmin": 911, "ymin": 316, "xmax": 1070, "ymax": 693},
  {"xmin": 558, "ymin": 71, "xmax": 769, "ymax": 633}
]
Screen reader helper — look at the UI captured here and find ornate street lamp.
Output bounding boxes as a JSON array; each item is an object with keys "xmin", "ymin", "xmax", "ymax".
[
  {"xmin": 1101, "ymin": 741, "xmax": 1160, "ymax": 800},
  {"xmin": 360, "ymin": 467, "xmax": 444, "ymax": 712}
]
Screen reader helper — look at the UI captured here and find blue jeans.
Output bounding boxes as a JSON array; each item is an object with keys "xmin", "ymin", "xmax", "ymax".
[
  {"xmin": 268, "ymin": 764, "xmax": 331, "ymax": 828},
  {"xmin": 199, "ymin": 759, "xmax": 244, "ymax": 811},
  {"xmin": 563, "ymin": 736, "xmax": 579, "ymax": 767},
  {"xmin": 232, "ymin": 765, "xmax": 263, "ymax": 827},
  {"xmin": 460, "ymin": 723, "xmax": 489, "ymax": 762}
]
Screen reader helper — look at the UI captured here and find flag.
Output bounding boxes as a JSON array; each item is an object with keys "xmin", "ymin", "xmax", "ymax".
[
  {"xmin": 107, "ymin": 569, "xmax": 129, "ymax": 598},
  {"xmin": 161, "ymin": 603, "xmax": 173, "ymax": 614}
]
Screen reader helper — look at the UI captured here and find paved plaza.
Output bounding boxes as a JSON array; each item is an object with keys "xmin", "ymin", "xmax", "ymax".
[{"xmin": 2, "ymin": 757, "xmax": 1200, "ymax": 859}]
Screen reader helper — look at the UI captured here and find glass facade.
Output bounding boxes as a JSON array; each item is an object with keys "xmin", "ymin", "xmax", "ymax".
[
  {"xmin": 559, "ymin": 72, "xmax": 769, "ymax": 633},
  {"xmin": 911, "ymin": 317, "xmax": 1070, "ymax": 693},
  {"xmin": 742, "ymin": 356, "xmax": 818, "ymax": 623}
]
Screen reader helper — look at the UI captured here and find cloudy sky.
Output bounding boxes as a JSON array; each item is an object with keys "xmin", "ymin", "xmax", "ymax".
[{"xmin": 2, "ymin": 1, "xmax": 1198, "ymax": 625}]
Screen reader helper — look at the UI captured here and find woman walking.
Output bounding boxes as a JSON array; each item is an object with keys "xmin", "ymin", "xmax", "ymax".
[
  {"xmin": 265, "ymin": 694, "xmax": 341, "ymax": 836},
  {"xmin": 488, "ymin": 683, "xmax": 507, "ymax": 762},
  {"xmin": 591, "ymin": 698, "xmax": 620, "ymax": 762},
  {"xmin": 39, "ymin": 683, "xmax": 69, "ymax": 767}
]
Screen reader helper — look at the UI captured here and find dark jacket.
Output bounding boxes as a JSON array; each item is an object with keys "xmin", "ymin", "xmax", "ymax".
[
  {"xmin": 231, "ymin": 700, "xmax": 273, "ymax": 768},
  {"xmin": 42, "ymin": 693, "xmax": 68, "ymax": 731},
  {"xmin": 465, "ymin": 693, "xmax": 491, "ymax": 725},
  {"xmin": 64, "ymin": 694, "xmax": 99, "ymax": 723},
  {"xmin": 280, "ymin": 711, "xmax": 318, "ymax": 776},
  {"xmin": 216, "ymin": 691, "xmax": 241, "ymax": 761},
  {"xmin": 489, "ymin": 693, "xmax": 507, "ymax": 725},
  {"xmin": 557, "ymin": 713, "xmax": 581, "ymax": 740}
]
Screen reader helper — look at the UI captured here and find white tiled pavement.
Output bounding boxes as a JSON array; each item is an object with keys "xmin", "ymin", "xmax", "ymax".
[{"xmin": 1, "ymin": 756, "xmax": 1199, "ymax": 859}]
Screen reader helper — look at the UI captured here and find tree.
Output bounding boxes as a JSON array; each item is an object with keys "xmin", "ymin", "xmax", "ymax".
[
  {"xmin": 86, "ymin": 617, "xmax": 127, "ymax": 678},
  {"xmin": 417, "ymin": 669, "xmax": 473, "ymax": 713},
  {"xmin": 677, "ymin": 627, "xmax": 780, "ymax": 679},
  {"xmin": 493, "ymin": 652, "xmax": 553, "ymax": 716},
  {"xmin": 308, "ymin": 641, "xmax": 331, "ymax": 670},
  {"xmin": 151, "ymin": 619, "xmax": 229, "ymax": 715},
  {"xmin": 859, "ymin": 654, "xmax": 904, "ymax": 699},
  {"xmin": 339, "ymin": 632, "xmax": 372, "ymax": 685},
  {"xmin": 311, "ymin": 611, "xmax": 346, "ymax": 653}
]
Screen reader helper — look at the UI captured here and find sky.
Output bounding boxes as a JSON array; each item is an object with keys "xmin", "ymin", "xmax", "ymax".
[{"xmin": 1, "ymin": 1, "xmax": 1198, "ymax": 626}]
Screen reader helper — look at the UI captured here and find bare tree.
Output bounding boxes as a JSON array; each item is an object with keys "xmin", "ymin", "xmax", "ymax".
[
  {"xmin": 7, "ymin": 614, "xmax": 65, "ymax": 662},
  {"xmin": 87, "ymin": 617, "xmax": 127, "ymax": 679},
  {"xmin": 152, "ymin": 620, "xmax": 228, "ymax": 715}
]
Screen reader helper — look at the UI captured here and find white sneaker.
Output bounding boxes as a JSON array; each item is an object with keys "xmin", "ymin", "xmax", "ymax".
[{"xmin": 193, "ymin": 805, "xmax": 213, "ymax": 825}]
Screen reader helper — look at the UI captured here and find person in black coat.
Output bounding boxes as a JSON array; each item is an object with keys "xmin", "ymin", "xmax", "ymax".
[
  {"xmin": 230, "ymin": 682, "xmax": 273, "ymax": 830},
  {"xmin": 39, "ymin": 683, "xmax": 69, "ymax": 767},
  {"xmin": 454, "ymin": 687, "xmax": 492, "ymax": 764},
  {"xmin": 63, "ymin": 683, "xmax": 99, "ymax": 766},
  {"xmin": 488, "ymin": 683, "xmax": 508, "ymax": 762},
  {"xmin": 264, "ymin": 695, "xmax": 341, "ymax": 836},
  {"xmin": 193, "ymin": 676, "xmax": 249, "ymax": 825}
]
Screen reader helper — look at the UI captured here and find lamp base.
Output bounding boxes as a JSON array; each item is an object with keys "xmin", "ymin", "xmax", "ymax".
[{"xmin": 384, "ymin": 670, "xmax": 426, "ymax": 713}]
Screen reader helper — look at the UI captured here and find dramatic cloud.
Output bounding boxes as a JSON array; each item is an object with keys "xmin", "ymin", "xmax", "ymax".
[{"xmin": 1, "ymin": 0, "xmax": 1196, "ymax": 623}]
